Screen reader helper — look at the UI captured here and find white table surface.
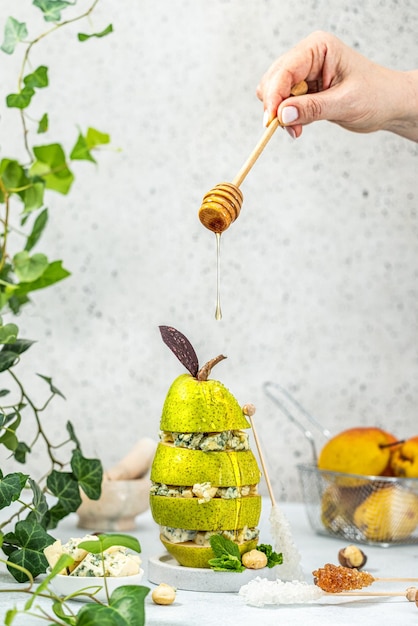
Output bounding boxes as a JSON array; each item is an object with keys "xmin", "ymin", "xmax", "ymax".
[{"xmin": 1, "ymin": 501, "xmax": 417, "ymax": 626}]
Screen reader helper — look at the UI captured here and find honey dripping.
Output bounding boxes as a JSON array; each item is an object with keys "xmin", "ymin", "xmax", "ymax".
[{"xmin": 215, "ymin": 232, "xmax": 222, "ymax": 320}]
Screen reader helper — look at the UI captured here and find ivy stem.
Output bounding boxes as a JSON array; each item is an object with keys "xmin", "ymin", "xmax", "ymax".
[
  {"xmin": 8, "ymin": 369, "xmax": 64, "ymax": 467},
  {"xmin": 0, "ymin": 191, "xmax": 10, "ymax": 273},
  {"xmin": 18, "ymin": 0, "xmax": 100, "ymax": 159}
]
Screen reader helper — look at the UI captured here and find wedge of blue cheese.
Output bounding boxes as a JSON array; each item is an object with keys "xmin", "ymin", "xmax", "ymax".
[{"xmin": 44, "ymin": 535, "xmax": 141, "ymax": 577}]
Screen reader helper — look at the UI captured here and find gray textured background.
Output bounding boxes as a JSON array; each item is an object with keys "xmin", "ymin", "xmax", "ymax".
[{"xmin": 1, "ymin": 0, "xmax": 418, "ymax": 500}]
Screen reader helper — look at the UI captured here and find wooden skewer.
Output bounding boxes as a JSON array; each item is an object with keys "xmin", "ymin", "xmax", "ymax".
[
  {"xmin": 375, "ymin": 577, "xmax": 418, "ymax": 583},
  {"xmin": 198, "ymin": 80, "xmax": 308, "ymax": 233},
  {"xmin": 332, "ymin": 591, "xmax": 409, "ymax": 597},
  {"xmin": 242, "ymin": 403, "xmax": 276, "ymax": 507}
]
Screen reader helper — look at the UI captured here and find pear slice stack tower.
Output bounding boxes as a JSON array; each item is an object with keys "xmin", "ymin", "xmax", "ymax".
[{"xmin": 150, "ymin": 370, "xmax": 262, "ymax": 569}]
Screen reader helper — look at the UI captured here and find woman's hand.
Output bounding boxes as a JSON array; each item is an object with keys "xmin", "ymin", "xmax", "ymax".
[{"xmin": 256, "ymin": 30, "xmax": 418, "ymax": 142}]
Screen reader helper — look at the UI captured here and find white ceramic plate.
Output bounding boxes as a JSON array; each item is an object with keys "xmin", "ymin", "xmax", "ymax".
[
  {"xmin": 48, "ymin": 568, "xmax": 144, "ymax": 602},
  {"xmin": 147, "ymin": 553, "xmax": 278, "ymax": 592}
]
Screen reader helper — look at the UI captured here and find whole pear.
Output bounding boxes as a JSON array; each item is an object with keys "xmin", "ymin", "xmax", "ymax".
[
  {"xmin": 318, "ymin": 427, "xmax": 396, "ymax": 476},
  {"xmin": 390, "ymin": 436, "xmax": 418, "ymax": 478}
]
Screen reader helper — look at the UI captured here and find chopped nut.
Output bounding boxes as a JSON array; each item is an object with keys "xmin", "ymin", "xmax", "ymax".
[
  {"xmin": 151, "ymin": 583, "xmax": 176, "ymax": 605},
  {"xmin": 242, "ymin": 549, "xmax": 268, "ymax": 570},
  {"xmin": 338, "ymin": 545, "xmax": 367, "ymax": 569}
]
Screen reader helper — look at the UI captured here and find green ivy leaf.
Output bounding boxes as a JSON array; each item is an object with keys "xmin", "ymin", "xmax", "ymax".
[
  {"xmin": 37, "ymin": 373, "xmax": 66, "ymax": 399},
  {"xmin": 0, "ymin": 339, "xmax": 34, "ymax": 371},
  {"xmin": 0, "ymin": 322, "xmax": 18, "ymax": 344},
  {"xmin": 46, "ymin": 500, "xmax": 69, "ymax": 529},
  {"xmin": 13, "ymin": 251, "xmax": 49, "ymax": 282},
  {"xmin": 21, "ymin": 180, "xmax": 45, "ymax": 213},
  {"xmin": 71, "ymin": 449, "xmax": 103, "ymax": 500},
  {"xmin": 24, "ymin": 208, "xmax": 48, "ymax": 251},
  {"xmin": 70, "ymin": 133, "xmax": 96, "ymax": 163},
  {"xmin": 0, "ymin": 17, "xmax": 28, "ymax": 54},
  {"xmin": 86, "ymin": 127, "xmax": 110, "ymax": 148},
  {"xmin": 23, "ymin": 65, "xmax": 48, "ymax": 89},
  {"xmin": 78, "ymin": 24, "xmax": 113, "ymax": 42},
  {"xmin": 66, "ymin": 421, "xmax": 81, "ymax": 448},
  {"xmin": 0, "ymin": 159, "xmax": 25, "ymax": 190},
  {"xmin": 76, "ymin": 586, "xmax": 149, "ymax": 626},
  {"xmin": 46, "ymin": 470, "xmax": 82, "ymax": 513},
  {"xmin": 0, "ymin": 472, "xmax": 28, "ymax": 509},
  {"xmin": 11, "ymin": 260, "xmax": 71, "ymax": 298},
  {"xmin": 2, "ymin": 519, "xmax": 55, "ymax": 581},
  {"xmin": 37, "ymin": 112, "xmax": 49, "ymax": 133},
  {"xmin": 1, "ymin": 338, "xmax": 34, "ymax": 355},
  {"xmin": 28, "ymin": 478, "xmax": 48, "ymax": 523},
  {"xmin": 30, "ymin": 144, "xmax": 74, "ymax": 194},
  {"xmin": 33, "ymin": 0, "xmax": 73, "ymax": 22},
  {"xmin": 0, "ymin": 414, "xmax": 21, "ymax": 450},
  {"xmin": 14, "ymin": 441, "xmax": 31, "ymax": 464},
  {"xmin": 6, "ymin": 85, "xmax": 35, "ymax": 109}
]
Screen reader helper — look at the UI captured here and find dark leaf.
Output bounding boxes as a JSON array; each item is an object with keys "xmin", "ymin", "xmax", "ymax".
[
  {"xmin": 77, "ymin": 585, "xmax": 149, "ymax": 626},
  {"xmin": 37, "ymin": 373, "xmax": 66, "ymax": 399},
  {"xmin": 1, "ymin": 338, "xmax": 34, "ymax": 355},
  {"xmin": 0, "ymin": 472, "xmax": 28, "ymax": 509},
  {"xmin": 3, "ymin": 519, "xmax": 55, "ymax": 581},
  {"xmin": 0, "ymin": 414, "xmax": 21, "ymax": 450},
  {"xmin": 14, "ymin": 441, "xmax": 31, "ymax": 463},
  {"xmin": 159, "ymin": 325, "xmax": 199, "ymax": 377},
  {"xmin": 46, "ymin": 470, "xmax": 82, "ymax": 513},
  {"xmin": 45, "ymin": 500, "xmax": 69, "ymax": 530},
  {"xmin": 66, "ymin": 421, "xmax": 81, "ymax": 448},
  {"xmin": 71, "ymin": 449, "xmax": 103, "ymax": 500},
  {"xmin": 28, "ymin": 478, "xmax": 49, "ymax": 523}
]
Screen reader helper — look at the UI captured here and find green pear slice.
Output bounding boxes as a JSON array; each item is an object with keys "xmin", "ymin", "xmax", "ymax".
[
  {"xmin": 151, "ymin": 444, "xmax": 261, "ymax": 486},
  {"xmin": 150, "ymin": 494, "xmax": 261, "ymax": 530},
  {"xmin": 160, "ymin": 536, "xmax": 259, "ymax": 569}
]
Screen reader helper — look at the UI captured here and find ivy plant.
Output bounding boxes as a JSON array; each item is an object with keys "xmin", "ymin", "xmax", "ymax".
[
  {"xmin": 0, "ymin": 0, "xmax": 112, "ymax": 588},
  {"xmin": 2, "ymin": 533, "xmax": 149, "ymax": 626}
]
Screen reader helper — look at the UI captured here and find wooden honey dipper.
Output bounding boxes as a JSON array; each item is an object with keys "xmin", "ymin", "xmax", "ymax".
[{"xmin": 198, "ymin": 80, "xmax": 309, "ymax": 233}]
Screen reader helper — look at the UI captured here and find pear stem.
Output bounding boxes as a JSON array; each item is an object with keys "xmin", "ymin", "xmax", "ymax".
[
  {"xmin": 379, "ymin": 440, "xmax": 405, "ymax": 449},
  {"xmin": 197, "ymin": 355, "xmax": 227, "ymax": 381}
]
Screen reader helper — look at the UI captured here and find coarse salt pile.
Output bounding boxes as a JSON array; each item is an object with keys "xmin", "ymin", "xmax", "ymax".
[{"xmin": 239, "ymin": 577, "xmax": 324, "ymax": 607}]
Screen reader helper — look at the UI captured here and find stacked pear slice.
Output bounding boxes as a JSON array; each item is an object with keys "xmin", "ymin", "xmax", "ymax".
[{"xmin": 150, "ymin": 327, "xmax": 262, "ymax": 568}]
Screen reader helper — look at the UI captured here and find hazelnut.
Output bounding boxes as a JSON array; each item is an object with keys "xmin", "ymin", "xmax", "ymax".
[
  {"xmin": 242, "ymin": 549, "xmax": 268, "ymax": 570},
  {"xmin": 151, "ymin": 583, "xmax": 176, "ymax": 605},
  {"xmin": 338, "ymin": 545, "xmax": 367, "ymax": 569},
  {"xmin": 406, "ymin": 586, "xmax": 418, "ymax": 605}
]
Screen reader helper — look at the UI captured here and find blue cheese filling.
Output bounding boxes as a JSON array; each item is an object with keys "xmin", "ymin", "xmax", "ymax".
[
  {"xmin": 151, "ymin": 481, "xmax": 257, "ymax": 502},
  {"xmin": 161, "ymin": 525, "xmax": 259, "ymax": 546},
  {"xmin": 160, "ymin": 430, "xmax": 249, "ymax": 451}
]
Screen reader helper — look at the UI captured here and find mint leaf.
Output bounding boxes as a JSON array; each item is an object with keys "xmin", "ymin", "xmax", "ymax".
[
  {"xmin": 257, "ymin": 543, "xmax": 283, "ymax": 568},
  {"xmin": 208, "ymin": 534, "xmax": 244, "ymax": 572}
]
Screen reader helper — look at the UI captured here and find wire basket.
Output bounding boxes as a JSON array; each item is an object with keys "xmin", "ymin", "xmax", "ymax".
[
  {"xmin": 298, "ymin": 463, "xmax": 418, "ymax": 546},
  {"xmin": 263, "ymin": 382, "xmax": 418, "ymax": 547}
]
